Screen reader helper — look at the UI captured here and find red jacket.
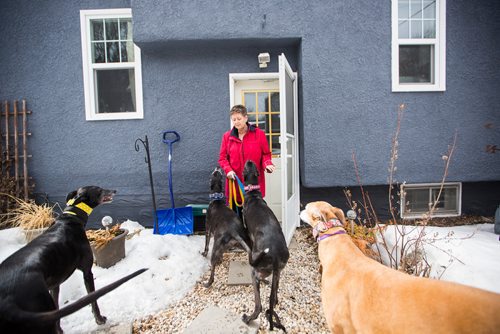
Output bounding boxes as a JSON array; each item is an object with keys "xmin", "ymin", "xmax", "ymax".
[{"xmin": 219, "ymin": 123, "xmax": 273, "ymax": 198}]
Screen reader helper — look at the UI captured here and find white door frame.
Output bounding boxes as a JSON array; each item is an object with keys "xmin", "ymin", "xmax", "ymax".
[{"xmin": 229, "ymin": 73, "xmax": 280, "ymax": 108}]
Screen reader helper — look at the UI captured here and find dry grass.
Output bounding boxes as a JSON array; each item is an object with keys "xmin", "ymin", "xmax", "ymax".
[
  {"xmin": 0, "ymin": 193, "xmax": 55, "ymax": 230},
  {"xmin": 86, "ymin": 224, "xmax": 124, "ymax": 250}
]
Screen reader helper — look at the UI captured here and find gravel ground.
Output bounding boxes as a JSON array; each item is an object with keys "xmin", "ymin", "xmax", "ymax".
[{"xmin": 133, "ymin": 226, "xmax": 329, "ymax": 334}]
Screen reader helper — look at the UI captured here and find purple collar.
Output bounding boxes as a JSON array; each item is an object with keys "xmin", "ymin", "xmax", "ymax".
[{"xmin": 317, "ymin": 229, "xmax": 347, "ymax": 242}]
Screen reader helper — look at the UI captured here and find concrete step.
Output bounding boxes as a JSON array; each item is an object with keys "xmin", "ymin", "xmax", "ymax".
[{"xmin": 183, "ymin": 306, "xmax": 259, "ymax": 334}]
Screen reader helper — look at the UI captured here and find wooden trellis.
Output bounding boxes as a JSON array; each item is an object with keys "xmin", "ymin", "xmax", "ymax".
[{"xmin": 1, "ymin": 100, "xmax": 32, "ymax": 201}]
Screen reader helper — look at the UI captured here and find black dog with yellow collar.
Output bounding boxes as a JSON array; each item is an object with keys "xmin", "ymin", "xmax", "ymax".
[{"xmin": 0, "ymin": 186, "xmax": 146, "ymax": 334}]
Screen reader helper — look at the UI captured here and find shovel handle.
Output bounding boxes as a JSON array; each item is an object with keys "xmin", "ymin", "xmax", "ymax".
[{"xmin": 162, "ymin": 131, "xmax": 180, "ymax": 145}]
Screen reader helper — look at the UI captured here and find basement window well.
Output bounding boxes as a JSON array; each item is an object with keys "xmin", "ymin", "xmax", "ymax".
[{"xmin": 400, "ymin": 182, "xmax": 461, "ymax": 218}]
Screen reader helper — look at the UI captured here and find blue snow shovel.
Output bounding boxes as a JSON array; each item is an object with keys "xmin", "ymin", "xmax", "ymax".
[{"xmin": 154, "ymin": 130, "xmax": 193, "ymax": 235}]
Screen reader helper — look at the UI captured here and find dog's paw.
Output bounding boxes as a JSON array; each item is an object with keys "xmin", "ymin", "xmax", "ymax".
[{"xmin": 95, "ymin": 315, "xmax": 107, "ymax": 325}]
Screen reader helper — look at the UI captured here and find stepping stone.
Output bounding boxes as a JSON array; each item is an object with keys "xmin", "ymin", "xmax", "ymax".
[
  {"xmin": 91, "ymin": 322, "xmax": 132, "ymax": 334},
  {"xmin": 183, "ymin": 305, "xmax": 259, "ymax": 334},
  {"xmin": 227, "ymin": 260, "xmax": 252, "ymax": 285}
]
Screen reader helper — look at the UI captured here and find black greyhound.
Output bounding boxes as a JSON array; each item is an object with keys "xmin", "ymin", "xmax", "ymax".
[
  {"xmin": 0, "ymin": 186, "xmax": 147, "ymax": 334},
  {"xmin": 241, "ymin": 160, "xmax": 289, "ymax": 332},
  {"xmin": 202, "ymin": 167, "xmax": 251, "ymax": 288}
]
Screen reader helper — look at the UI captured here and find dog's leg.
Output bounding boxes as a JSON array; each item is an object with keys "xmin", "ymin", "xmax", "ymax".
[
  {"xmin": 234, "ymin": 235, "xmax": 251, "ymax": 254},
  {"xmin": 202, "ymin": 219, "xmax": 212, "ymax": 257},
  {"xmin": 82, "ymin": 269, "xmax": 107, "ymax": 325},
  {"xmin": 50, "ymin": 286, "xmax": 64, "ymax": 334},
  {"xmin": 204, "ymin": 238, "xmax": 225, "ymax": 288},
  {"xmin": 242, "ymin": 269, "xmax": 262, "ymax": 324},
  {"xmin": 266, "ymin": 270, "xmax": 286, "ymax": 332}
]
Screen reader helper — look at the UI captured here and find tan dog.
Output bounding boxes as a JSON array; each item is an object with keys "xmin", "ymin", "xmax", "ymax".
[{"xmin": 300, "ymin": 201, "xmax": 500, "ymax": 334}]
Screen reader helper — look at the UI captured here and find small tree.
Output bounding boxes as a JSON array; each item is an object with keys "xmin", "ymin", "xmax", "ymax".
[{"xmin": 345, "ymin": 104, "xmax": 460, "ymax": 277}]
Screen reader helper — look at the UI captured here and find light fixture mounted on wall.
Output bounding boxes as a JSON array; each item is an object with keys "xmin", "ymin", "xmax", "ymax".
[{"xmin": 258, "ymin": 52, "xmax": 270, "ymax": 68}]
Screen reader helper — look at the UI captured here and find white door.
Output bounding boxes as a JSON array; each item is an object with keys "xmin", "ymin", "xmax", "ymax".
[
  {"xmin": 229, "ymin": 56, "xmax": 299, "ymax": 246},
  {"xmin": 278, "ymin": 53, "xmax": 300, "ymax": 245}
]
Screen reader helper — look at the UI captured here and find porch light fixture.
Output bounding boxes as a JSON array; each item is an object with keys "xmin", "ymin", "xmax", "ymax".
[{"xmin": 258, "ymin": 52, "xmax": 270, "ymax": 68}]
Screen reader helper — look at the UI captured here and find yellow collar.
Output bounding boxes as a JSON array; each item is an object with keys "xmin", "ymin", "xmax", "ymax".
[{"xmin": 65, "ymin": 199, "xmax": 93, "ymax": 216}]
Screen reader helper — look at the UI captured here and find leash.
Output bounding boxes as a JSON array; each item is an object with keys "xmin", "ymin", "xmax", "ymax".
[{"xmin": 228, "ymin": 175, "xmax": 245, "ymax": 210}]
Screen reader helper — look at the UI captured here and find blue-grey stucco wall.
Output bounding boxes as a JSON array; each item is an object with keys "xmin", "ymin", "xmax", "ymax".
[
  {"xmin": 1, "ymin": 0, "xmax": 499, "ymax": 226},
  {"xmin": 132, "ymin": 0, "xmax": 500, "ymax": 188}
]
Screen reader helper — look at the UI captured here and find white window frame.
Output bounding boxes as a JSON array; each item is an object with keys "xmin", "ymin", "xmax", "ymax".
[
  {"xmin": 80, "ymin": 8, "xmax": 143, "ymax": 121},
  {"xmin": 391, "ymin": 0, "xmax": 446, "ymax": 92},
  {"xmin": 400, "ymin": 182, "xmax": 461, "ymax": 219}
]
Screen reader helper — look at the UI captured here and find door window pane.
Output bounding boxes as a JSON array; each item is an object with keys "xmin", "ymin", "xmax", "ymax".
[
  {"xmin": 244, "ymin": 93, "xmax": 255, "ymax": 112},
  {"xmin": 270, "ymin": 92, "xmax": 279, "ymax": 112},
  {"xmin": 271, "ymin": 114, "xmax": 280, "ymax": 132},
  {"xmin": 271, "ymin": 136, "xmax": 280, "ymax": 155},
  {"xmin": 258, "ymin": 92, "xmax": 269, "ymax": 112},
  {"xmin": 95, "ymin": 69, "xmax": 136, "ymax": 113},
  {"xmin": 399, "ymin": 45, "xmax": 433, "ymax": 83},
  {"xmin": 242, "ymin": 90, "xmax": 280, "ymax": 156}
]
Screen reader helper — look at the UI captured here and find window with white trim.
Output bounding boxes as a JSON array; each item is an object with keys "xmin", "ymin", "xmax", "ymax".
[
  {"xmin": 400, "ymin": 182, "xmax": 461, "ymax": 218},
  {"xmin": 391, "ymin": 0, "xmax": 446, "ymax": 92},
  {"xmin": 80, "ymin": 9, "xmax": 143, "ymax": 120}
]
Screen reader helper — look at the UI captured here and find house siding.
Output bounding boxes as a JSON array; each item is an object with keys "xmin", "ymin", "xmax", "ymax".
[{"xmin": 0, "ymin": 0, "xmax": 498, "ymax": 226}]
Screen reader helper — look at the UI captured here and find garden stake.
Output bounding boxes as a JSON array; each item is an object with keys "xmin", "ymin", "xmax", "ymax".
[{"xmin": 135, "ymin": 135, "xmax": 158, "ymax": 232}]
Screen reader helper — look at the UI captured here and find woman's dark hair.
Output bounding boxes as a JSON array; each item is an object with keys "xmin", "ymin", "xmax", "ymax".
[{"xmin": 230, "ymin": 104, "xmax": 247, "ymax": 116}]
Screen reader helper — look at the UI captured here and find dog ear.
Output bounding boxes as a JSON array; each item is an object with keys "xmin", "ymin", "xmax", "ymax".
[
  {"xmin": 330, "ymin": 207, "xmax": 347, "ymax": 225},
  {"xmin": 66, "ymin": 190, "xmax": 77, "ymax": 203}
]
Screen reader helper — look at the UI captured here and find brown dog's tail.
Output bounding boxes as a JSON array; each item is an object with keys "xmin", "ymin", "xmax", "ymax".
[{"xmin": 14, "ymin": 268, "xmax": 147, "ymax": 325}]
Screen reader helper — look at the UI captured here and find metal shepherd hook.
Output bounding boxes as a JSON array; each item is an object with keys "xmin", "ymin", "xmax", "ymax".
[{"xmin": 135, "ymin": 135, "xmax": 158, "ymax": 232}]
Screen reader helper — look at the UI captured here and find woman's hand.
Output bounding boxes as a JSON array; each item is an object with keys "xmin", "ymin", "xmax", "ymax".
[
  {"xmin": 265, "ymin": 165, "xmax": 276, "ymax": 173},
  {"xmin": 227, "ymin": 171, "xmax": 236, "ymax": 179}
]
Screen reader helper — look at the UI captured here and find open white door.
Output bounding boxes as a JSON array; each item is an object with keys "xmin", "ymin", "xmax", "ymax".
[{"xmin": 279, "ymin": 54, "xmax": 300, "ymax": 245}]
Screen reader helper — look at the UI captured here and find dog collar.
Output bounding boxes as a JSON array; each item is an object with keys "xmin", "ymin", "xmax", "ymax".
[
  {"xmin": 313, "ymin": 219, "xmax": 344, "ymax": 238},
  {"xmin": 317, "ymin": 229, "xmax": 347, "ymax": 242},
  {"xmin": 209, "ymin": 192, "xmax": 225, "ymax": 201},
  {"xmin": 244, "ymin": 184, "xmax": 260, "ymax": 192},
  {"xmin": 65, "ymin": 199, "xmax": 93, "ymax": 216}
]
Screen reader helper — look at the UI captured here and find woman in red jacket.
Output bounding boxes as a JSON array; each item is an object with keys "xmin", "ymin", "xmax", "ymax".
[{"xmin": 218, "ymin": 105, "xmax": 275, "ymax": 207}]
